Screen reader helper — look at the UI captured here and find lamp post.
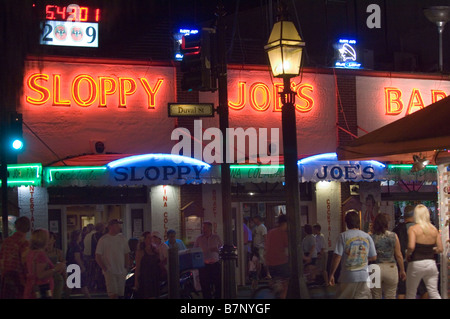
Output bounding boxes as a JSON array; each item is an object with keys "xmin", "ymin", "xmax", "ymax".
[
  {"xmin": 264, "ymin": 4, "xmax": 309, "ymax": 299},
  {"xmin": 424, "ymin": 6, "xmax": 450, "ymax": 72}
]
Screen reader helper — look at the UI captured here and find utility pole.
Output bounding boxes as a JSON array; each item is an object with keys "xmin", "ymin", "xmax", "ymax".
[
  {"xmin": 1, "ymin": 119, "xmax": 8, "ymax": 238},
  {"xmin": 216, "ymin": 1, "xmax": 236, "ymax": 299}
]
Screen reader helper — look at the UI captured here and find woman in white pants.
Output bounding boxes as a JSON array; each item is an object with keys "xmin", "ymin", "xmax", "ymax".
[
  {"xmin": 405, "ymin": 204, "xmax": 443, "ymax": 299},
  {"xmin": 370, "ymin": 213, "xmax": 406, "ymax": 299}
]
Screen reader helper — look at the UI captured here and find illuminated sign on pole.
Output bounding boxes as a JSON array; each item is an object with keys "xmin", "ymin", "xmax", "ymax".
[
  {"xmin": 174, "ymin": 28, "xmax": 199, "ymax": 61},
  {"xmin": 40, "ymin": 4, "xmax": 100, "ymax": 48},
  {"xmin": 334, "ymin": 39, "xmax": 362, "ymax": 69}
]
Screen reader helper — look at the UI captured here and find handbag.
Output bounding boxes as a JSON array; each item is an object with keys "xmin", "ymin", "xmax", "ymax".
[{"xmin": 31, "ymin": 251, "xmax": 53, "ymax": 299}]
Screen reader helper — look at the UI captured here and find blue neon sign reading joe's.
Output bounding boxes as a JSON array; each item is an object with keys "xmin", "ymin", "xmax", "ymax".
[{"xmin": 298, "ymin": 153, "xmax": 385, "ymax": 182}]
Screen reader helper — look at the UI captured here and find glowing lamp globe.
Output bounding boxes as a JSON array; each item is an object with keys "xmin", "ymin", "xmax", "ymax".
[
  {"xmin": 12, "ymin": 139, "xmax": 24, "ymax": 150},
  {"xmin": 264, "ymin": 20, "xmax": 305, "ymax": 78}
]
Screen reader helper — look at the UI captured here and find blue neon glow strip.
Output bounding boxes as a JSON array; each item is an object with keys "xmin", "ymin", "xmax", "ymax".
[
  {"xmin": 298, "ymin": 153, "xmax": 337, "ymax": 165},
  {"xmin": 107, "ymin": 154, "xmax": 211, "ymax": 169},
  {"xmin": 365, "ymin": 160, "xmax": 386, "ymax": 168},
  {"xmin": 297, "ymin": 152, "xmax": 385, "ymax": 168}
]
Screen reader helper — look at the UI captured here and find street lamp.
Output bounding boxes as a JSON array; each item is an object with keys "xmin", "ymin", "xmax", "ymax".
[
  {"xmin": 264, "ymin": 5, "xmax": 309, "ymax": 299},
  {"xmin": 424, "ymin": 6, "xmax": 450, "ymax": 72}
]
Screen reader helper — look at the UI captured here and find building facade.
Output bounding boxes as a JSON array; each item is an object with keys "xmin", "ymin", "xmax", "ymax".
[{"xmin": 8, "ymin": 54, "xmax": 447, "ymax": 295}]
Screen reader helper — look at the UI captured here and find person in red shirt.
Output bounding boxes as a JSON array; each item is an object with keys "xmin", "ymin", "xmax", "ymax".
[
  {"xmin": 0, "ymin": 216, "xmax": 31, "ymax": 299},
  {"xmin": 264, "ymin": 214, "xmax": 289, "ymax": 298}
]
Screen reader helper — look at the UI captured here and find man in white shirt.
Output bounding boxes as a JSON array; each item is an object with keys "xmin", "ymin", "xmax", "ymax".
[
  {"xmin": 313, "ymin": 223, "xmax": 328, "ymax": 285},
  {"xmin": 252, "ymin": 215, "xmax": 268, "ymax": 278},
  {"xmin": 194, "ymin": 221, "xmax": 223, "ymax": 299},
  {"xmin": 329, "ymin": 211, "xmax": 377, "ymax": 299},
  {"xmin": 95, "ymin": 219, "xmax": 130, "ymax": 299},
  {"xmin": 83, "ymin": 224, "xmax": 96, "ymax": 289}
]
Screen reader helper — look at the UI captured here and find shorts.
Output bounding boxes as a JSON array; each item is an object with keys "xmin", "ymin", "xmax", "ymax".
[
  {"xmin": 268, "ymin": 263, "xmax": 290, "ymax": 279},
  {"xmin": 337, "ymin": 282, "xmax": 372, "ymax": 299},
  {"xmin": 103, "ymin": 272, "xmax": 126, "ymax": 298}
]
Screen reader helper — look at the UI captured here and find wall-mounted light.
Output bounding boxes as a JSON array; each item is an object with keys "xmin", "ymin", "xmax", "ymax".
[{"xmin": 411, "ymin": 154, "xmax": 430, "ymax": 172}]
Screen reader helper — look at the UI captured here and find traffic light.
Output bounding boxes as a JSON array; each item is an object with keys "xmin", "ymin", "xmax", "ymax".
[
  {"xmin": 180, "ymin": 28, "xmax": 216, "ymax": 92},
  {"xmin": 8, "ymin": 112, "xmax": 24, "ymax": 153}
]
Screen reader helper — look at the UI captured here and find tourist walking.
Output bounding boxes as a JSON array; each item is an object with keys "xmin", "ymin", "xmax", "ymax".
[
  {"xmin": 95, "ymin": 219, "xmax": 130, "ymax": 299},
  {"xmin": 264, "ymin": 214, "xmax": 290, "ymax": 299},
  {"xmin": 252, "ymin": 215, "xmax": 268, "ymax": 279},
  {"xmin": 393, "ymin": 205, "xmax": 428, "ymax": 299},
  {"xmin": 67, "ymin": 229, "xmax": 91, "ymax": 298},
  {"xmin": 46, "ymin": 231, "xmax": 67, "ymax": 299},
  {"xmin": 0, "ymin": 216, "xmax": 31, "ymax": 299},
  {"xmin": 370, "ymin": 213, "xmax": 406, "ymax": 299},
  {"xmin": 405, "ymin": 204, "xmax": 443, "ymax": 299},
  {"xmin": 194, "ymin": 221, "xmax": 223, "ymax": 299},
  {"xmin": 329, "ymin": 210, "xmax": 377, "ymax": 299},
  {"xmin": 134, "ymin": 231, "xmax": 162, "ymax": 299},
  {"xmin": 24, "ymin": 229, "xmax": 66, "ymax": 299}
]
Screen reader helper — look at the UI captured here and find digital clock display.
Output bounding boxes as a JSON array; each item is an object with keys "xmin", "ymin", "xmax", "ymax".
[
  {"xmin": 45, "ymin": 4, "xmax": 100, "ymax": 23},
  {"xmin": 40, "ymin": 4, "xmax": 100, "ymax": 48}
]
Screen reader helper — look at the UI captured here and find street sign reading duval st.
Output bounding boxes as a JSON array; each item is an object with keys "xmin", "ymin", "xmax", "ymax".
[{"xmin": 168, "ymin": 103, "xmax": 215, "ymax": 117}]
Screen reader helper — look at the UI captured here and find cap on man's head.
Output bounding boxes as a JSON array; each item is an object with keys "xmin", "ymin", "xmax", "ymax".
[
  {"xmin": 108, "ymin": 219, "xmax": 123, "ymax": 226},
  {"xmin": 203, "ymin": 220, "xmax": 213, "ymax": 226},
  {"xmin": 167, "ymin": 229, "xmax": 176, "ymax": 236},
  {"xmin": 404, "ymin": 205, "xmax": 415, "ymax": 219},
  {"xmin": 151, "ymin": 231, "xmax": 163, "ymax": 240}
]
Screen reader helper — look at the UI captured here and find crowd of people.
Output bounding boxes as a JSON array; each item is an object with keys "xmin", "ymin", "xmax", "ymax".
[
  {"xmin": 328, "ymin": 204, "xmax": 442, "ymax": 299},
  {"xmin": 244, "ymin": 203, "xmax": 443, "ymax": 300},
  {"xmin": 0, "ymin": 202, "xmax": 444, "ymax": 299},
  {"xmin": 0, "ymin": 217, "xmax": 170, "ymax": 299},
  {"xmin": 0, "ymin": 216, "xmax": 224, "ymax": 300}
]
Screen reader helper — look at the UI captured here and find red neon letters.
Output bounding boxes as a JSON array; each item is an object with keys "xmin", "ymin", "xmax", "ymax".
[
  {"xmin": 228, "ymin": 81, "xmax": 315, "ymax": 113},
  {"xmin": 385, "ymin": 87, "xmax": 447, "ymax": 115},
  {"xmin": 26, "ymin": 73, "xmax": 164, "ymax": 109}
]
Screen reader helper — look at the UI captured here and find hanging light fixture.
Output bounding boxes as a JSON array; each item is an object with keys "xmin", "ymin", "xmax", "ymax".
[
  {"xmin": 264, "ymin": 14, "xmax": 305, "ymax": 78},
  {"xmin": 411, "ymin": 154, "xmax": 430, "ymax": 172}
]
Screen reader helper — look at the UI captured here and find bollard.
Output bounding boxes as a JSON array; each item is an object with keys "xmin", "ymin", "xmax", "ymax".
[{"xmin": 168, "ymin": 245, "xmax": 180, "ymax": 299}]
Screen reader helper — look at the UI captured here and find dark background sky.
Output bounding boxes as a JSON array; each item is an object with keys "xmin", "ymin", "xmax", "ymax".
[{"xmin": 32, "ymin": 0, "xmax": 450, "ymax": 73}]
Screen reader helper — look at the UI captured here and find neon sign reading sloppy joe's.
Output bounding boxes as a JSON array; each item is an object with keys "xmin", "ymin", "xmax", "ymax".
[{"xmin": 24, "ymin": 71, "xmax": 316, "ymax": 113}]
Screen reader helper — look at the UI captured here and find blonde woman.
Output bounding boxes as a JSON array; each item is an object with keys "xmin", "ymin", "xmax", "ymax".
[
  {"xmin": 405, "ymin": 204, "xmax": 443, "ymax": 299},
  {"xmin": 24, "ymin": 229, "xmax": 66, "ymax": 299}
]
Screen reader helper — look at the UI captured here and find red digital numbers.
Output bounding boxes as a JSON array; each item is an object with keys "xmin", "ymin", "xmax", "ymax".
[
  {"xmin": 56, "ymin": 6, "xmax": 66, "ymax": 20},
  {"xmin": 45, "ymin": 4, "xmax": 100, "ymax": 22}
]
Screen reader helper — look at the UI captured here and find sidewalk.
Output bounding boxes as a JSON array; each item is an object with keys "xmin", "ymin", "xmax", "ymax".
[
  {"xmin": 68, "ymin": 281, "xmax": 337, "ymax": 299},
  {"xmin": 237, "ymin": 280, "xmax": 337, "ymax": 299}
]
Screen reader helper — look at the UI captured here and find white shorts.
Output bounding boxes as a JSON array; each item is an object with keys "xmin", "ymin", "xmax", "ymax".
[{"xmin": 104, "ymin": 272, "xmax": 126, "ymax": 298}]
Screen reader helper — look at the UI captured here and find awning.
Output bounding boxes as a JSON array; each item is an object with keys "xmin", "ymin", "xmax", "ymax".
[
  {"xmin": 336, "ymin": 95, "xmax": 450, "ymax": 164},
  {"xmin": 43, "ymin": 154, "xmax": 219, "ymax": 187},
  {"xmin": 298, "ymin": 153, "xmax": 386, "ymax": 182}
]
